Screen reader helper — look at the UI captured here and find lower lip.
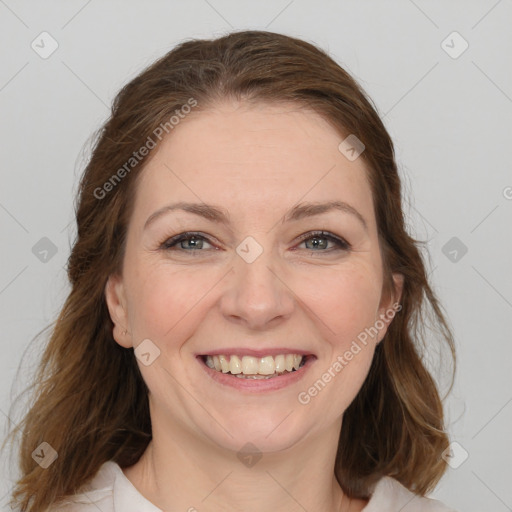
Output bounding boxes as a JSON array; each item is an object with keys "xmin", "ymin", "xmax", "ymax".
[{"xmin": 197, "ymin": 356, "xmax": 316, "ymax": 392}]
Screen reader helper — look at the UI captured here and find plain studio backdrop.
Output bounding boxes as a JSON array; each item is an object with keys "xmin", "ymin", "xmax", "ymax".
[{"xmin": 0, "ymin": 1, "xmax": 511, "ymax": 511}]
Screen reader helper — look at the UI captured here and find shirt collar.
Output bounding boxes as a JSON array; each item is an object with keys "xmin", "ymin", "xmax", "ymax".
[{"xmin": 110, "ymin": 461, "xmax": 164, "ymax": 512}]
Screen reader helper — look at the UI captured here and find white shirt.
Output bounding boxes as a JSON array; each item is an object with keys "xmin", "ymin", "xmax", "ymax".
[{"xmin": 51, "ymin": 460, "xmax": 458, "ymax": 511}]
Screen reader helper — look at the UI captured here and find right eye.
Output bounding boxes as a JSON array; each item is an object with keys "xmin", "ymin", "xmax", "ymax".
[{"xmin": 160, "ymin": 232, "xmax": 215, "ymax": 252}]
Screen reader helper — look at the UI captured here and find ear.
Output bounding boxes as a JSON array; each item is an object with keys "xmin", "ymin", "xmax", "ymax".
[
  {"xmin": 105, "ymin": 273, "xmax": 132, "ymax": 348},
  {"xmin": 375, "ymin": 272, "xmax": 404, "ymax": 344}
]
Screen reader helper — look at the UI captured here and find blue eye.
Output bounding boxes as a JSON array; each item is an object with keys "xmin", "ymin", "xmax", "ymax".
[
  {"xmin": 296, "ymin": 231, "xmax": 351, "ymax": 252},
  {"xmin": 159, "ymin": 231, "xmax": 350, "ymax": 254},
  {"xmin": 160, "ymin": 232, "xmax": 213, "ymax": 251}
]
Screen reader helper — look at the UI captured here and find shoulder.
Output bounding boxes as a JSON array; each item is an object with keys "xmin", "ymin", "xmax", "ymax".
[
  {"xmin": 363, "ymin": 476, "xmax": 459, "ymax": 512},
  {"xmin": 47, "ymin": 460, "xmax": 162, "ymax": 512},
  {"xmin": 47, "ymin": 461, "xmax": 118, "ymax": 511}
]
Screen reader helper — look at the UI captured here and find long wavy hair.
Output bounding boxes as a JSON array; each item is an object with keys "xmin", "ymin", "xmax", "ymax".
[{"xmin": 3, "ymin": 30, "xmax": 456, "ymax": 511}]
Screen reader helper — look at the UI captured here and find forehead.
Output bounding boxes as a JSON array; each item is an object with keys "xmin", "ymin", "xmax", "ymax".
[
  {"xmin": 155, "ymin": 100, "xmax": 349, "ymax": 168},
  {"xmin": 132, "ymin": 100, "xmax": 375, "ymax": 228}
]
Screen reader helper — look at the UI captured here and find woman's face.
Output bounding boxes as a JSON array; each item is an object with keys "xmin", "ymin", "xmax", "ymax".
[{"xmin": 106, "ymin": 100, "xmax": 402, "ymax": 454}]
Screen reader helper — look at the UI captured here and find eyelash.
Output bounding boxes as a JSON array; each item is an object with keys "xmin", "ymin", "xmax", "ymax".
[{"xmin": 159, "ymin": 230, "xmax": 351, "ymax": 254}]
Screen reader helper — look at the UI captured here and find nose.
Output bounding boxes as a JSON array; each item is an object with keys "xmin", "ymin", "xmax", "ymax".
[{"xmin": 219, "ymin": 246, "xmax": 295, "ymax": 330}]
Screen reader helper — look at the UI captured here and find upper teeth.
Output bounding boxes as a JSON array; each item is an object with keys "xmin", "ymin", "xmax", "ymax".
[{"xmin": 205, "ymin": 354, "xmax": 304, "ymax": 375}]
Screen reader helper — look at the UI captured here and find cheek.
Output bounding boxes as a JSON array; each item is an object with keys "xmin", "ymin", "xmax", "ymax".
[
  {"xmin": 125, "ymin": 262, "xmax": 217, "ymax": 345},
  {"xmin": 295, "ymin": 264, "xmax": 382, "ymax": 412},
  {"xmin": 294, "ymin": 261, "xmax": 383, "ymax": 346}
]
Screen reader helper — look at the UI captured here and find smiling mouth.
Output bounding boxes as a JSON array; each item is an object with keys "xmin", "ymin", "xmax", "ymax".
[{"xmin": 200, "ymin": 354, "xmax": 309, "ymax": 379}]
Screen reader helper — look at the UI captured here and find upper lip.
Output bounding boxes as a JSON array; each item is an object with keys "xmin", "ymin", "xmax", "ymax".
[{"xmin": 197, "ymin": 348, "xmax": 315, "ymax": 358}]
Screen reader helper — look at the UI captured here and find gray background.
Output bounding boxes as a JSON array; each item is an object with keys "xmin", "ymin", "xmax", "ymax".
[{"xmin": 1, "ymin": 1, "xmax": 511, "ymax": 511}]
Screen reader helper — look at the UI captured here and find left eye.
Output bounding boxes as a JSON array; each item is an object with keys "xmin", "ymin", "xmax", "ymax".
[
  {"xmin": 159, "ymin": 231, "xmax": 350, "ymax": 253},
  {"xmin": 296, "ymin": 231, "xmax": 350, "ymax": 252}
]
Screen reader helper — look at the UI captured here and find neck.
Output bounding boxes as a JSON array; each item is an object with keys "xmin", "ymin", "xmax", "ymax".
[{"xmin": 123, "ymin": 411, "xmax": 347, "ymax": 512}]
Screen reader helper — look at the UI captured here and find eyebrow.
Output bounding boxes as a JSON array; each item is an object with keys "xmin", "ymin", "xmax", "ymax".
[{"xmin": 144, "ymin": 200, "xmax": 368, "ymax": 231}]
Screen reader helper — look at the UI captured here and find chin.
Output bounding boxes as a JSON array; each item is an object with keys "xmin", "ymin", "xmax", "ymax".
[{"xmin": 200, "ymin": 411, "xmax": 311, "ymax": 455}]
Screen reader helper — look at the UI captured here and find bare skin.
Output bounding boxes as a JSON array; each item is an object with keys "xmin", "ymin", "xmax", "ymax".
[{"xmin": 105, "ymin": 100, "xmax": 402, "ymax": 511}]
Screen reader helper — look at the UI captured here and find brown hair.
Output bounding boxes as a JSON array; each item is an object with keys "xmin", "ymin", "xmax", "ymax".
[{"xmin": 3, "ymin": 30, "xmax": 456, "ymax": 511}]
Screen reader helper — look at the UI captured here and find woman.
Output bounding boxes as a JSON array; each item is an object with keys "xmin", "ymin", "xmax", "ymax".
[{"xmin": 4, "ymin": 30, "xmax": 458, "ymax": 511}]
